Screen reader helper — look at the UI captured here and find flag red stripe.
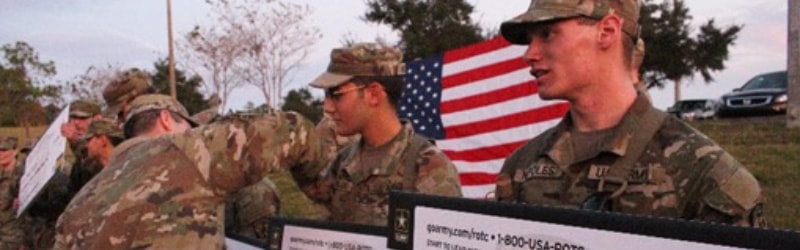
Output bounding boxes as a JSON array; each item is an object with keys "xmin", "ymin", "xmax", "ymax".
[
  {"xmin": 444, "ymin": 103, "xmax": 570, "ymax": 139},
  {"xmin": 441, "ymin": 58, "xmax": 528, "ymax": 89},
  {"xmin": 440, "ymin": 81, "xmax": 538, "ymax": 114},
  {"xmin": 459, "ymin": 172, "xmax": 498, "ymax": 186},
  {"xmin": 443, "ymin": 140, "xmax": 527, "ymax": 162},
  {"xmin": 443, "ymin": 37, "xmax": 512, "ymax": 63}
]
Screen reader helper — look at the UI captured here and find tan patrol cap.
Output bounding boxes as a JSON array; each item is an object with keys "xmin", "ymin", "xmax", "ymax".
[
  {"xmin": 124, "ymin": 94, "xmax": 198, "ymax": 127},
  {"xmin": 69, "ymin": 99, "xmax": 102, "ymax": 118},
  {"xmin": 102, "ymin": 68, "xmax": 152, "ymax": 117},
  {"xmin": 81, "ymin": 118, "xmax": 123, "ymax": 141},
  {"xmin": 310, "ymin": 43, "xmax": 405, "ymax": 89},
  {"xmin": 501, "ymin": 0, "xmax": 641, "ymax": 45}
]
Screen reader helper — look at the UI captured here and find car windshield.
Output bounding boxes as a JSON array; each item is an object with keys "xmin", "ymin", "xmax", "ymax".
[{"xmin": 741, "ymin": 71, "xmax": 787, "ymax": 90}]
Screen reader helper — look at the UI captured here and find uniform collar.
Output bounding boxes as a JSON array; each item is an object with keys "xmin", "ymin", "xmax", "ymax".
[
  {"xmin": 108, "ymin": 136, "xmax": 152, "ymax": 163},
  {"xmin": 339, "ymin": 122, "xmax": 414, "ymax": 183},
  {"xmin": 544, "ymin": 93, "xmax": 656, "ymax": 167}
]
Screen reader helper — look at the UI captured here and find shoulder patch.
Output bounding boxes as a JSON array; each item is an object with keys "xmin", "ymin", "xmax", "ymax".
[{"xmin": 703, "ymin": 167, "xmax": 762, "ymax": 216}]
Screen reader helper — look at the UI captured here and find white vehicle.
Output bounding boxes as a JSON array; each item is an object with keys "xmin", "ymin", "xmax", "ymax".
[{"xmin": 666, "ymin": 99, "xmax": 720, "ymax": 121}]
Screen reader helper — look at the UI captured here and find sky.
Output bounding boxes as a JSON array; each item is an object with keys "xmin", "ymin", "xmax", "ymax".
[{"xmin": 0, "ymin": 0, "xmax": 789, "ymax": 111}]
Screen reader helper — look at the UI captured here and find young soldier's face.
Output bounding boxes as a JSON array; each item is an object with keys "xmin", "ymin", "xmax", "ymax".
[
  {"xmin": 0, "ymin": 149, "xmax": 17, "ymax": 168},
  {"xmin": 522, "ymin": 18, "xmax": 598, "ymax": 100},
  {"xmin": 68, "ymin": 116, "xmax": 93, "ymax": 137},
  {"xmin": 323, "ymin": 82, "xmax": 370, "ymax": 136},
  {"xmin": 85, "ymin": 136, "xmax": 106, "ymax": 160}
]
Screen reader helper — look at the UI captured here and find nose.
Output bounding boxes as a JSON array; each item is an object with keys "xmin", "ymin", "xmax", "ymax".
[
  {"xmin": 521, "ymin": 38, "xmax": 543, "ymax": 65},
  {"xmin": 323, "ymin": 97, "xmax": 336, "ymax": 115}
]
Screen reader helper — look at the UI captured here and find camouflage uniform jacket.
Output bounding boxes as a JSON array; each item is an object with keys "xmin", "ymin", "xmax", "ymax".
[
  {"xmin": 298, "ymin": 122, "xmax": 462, "ymax": 226},
  {"xmin": 54, "ymin": 111, "xmax": 326, "ymax": 249},
  {"xmin": 496, "ymin": 94, "xmax": 766, "ymax": 227}
]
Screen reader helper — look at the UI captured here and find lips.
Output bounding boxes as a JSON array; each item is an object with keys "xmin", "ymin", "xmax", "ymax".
[{"xmin": 530, "ymin": 69, "xmax": 548, "ymax": 79}]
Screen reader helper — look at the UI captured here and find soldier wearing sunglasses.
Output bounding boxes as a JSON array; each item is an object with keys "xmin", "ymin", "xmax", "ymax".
[{"xmin": 296, "ymin": 43, "xmax": 463, "ymax": 226}]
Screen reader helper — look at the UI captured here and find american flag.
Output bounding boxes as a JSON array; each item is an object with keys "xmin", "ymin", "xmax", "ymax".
[{"xmin": 399, "ymin": 37, "xmax": 570, "ymax": 199}]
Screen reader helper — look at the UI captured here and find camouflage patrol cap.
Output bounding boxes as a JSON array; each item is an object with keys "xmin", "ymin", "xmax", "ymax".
[
  {"xmin": 69, "ymin": 99, "xmax": 101, "ymax": 118},
  {"xmin": 501, "ymin": 0, "xmax": 641, "ymax": 45},
  {"xmin": 102, "ymin": 68, "xmax": 152, "ymax": 116},
  {"xmin": 81, "ymin": 118, "xmax": 122, "ymax": 140},
  {"xmin": 310, "ymin": 43, "xmax": 405, "ymax": 89},
  {"xmin": 124, "ymin": 94, "xmax": 198, "ymax": 127},
  {"xmin": 0, "ymin": 136, "xmax": 18, "ymax": 150}
]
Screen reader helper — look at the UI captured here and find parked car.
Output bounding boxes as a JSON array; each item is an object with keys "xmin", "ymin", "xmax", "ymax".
[
  {"xmin": 666, "ymin": 99, "xmax": 720, "ymax": 121},
  {"xmin": 718, "ymin": 70, "xmax": 788, "ymax": 117}
]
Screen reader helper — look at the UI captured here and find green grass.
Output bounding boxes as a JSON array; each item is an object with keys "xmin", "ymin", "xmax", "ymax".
[{"xmin": 690, "ymin": 116, "xmax": 800, "ymax": 231}]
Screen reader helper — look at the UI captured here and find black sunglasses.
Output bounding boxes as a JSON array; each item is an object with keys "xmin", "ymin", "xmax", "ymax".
[{"xmin": 325, "ymin": 85, "xmax": 367, "ymax": 101}]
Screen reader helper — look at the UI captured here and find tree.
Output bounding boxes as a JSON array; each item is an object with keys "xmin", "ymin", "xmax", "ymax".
[
  {"xmin": 0, "ymin": 41, "xmax": 62, "ymax": 131},
  {"xmin": 67, "ymin": 64, "xmax": 123, "ymax": 103},
  {"xmin": 235, "ymin": 1, "xmax": 321, "ymax": 109},
  {"xmin": 180, "ymin": 0, "xmax": 320, "ymax": 111},
  {"xmin": 281, "ymin": 88, "xmax": 323, "ymax": 124},
  {"xmin": 639, "ymin": 0, "xmax": 742, "ymax": 102},
  {"xmin": 150, "ymin": 58, "xmax": 209, "ymax": 115},
  {"xmin": 363, "ymin": 0, "xmax": 486, "ymax": 60},
  {"xmin": 179, "ymin": 1, "xmax": 251, "ymax": 112}
]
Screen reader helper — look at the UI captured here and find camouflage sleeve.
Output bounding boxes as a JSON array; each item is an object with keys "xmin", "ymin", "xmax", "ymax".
[
  {"xmin": 414, "ymin": 144, "xmax": 463, "ymax": 197},
  {"xmin": 291, "ymin": 146, "xmax": 333, "ymax": 190},
  {"xmin": 495, "ymin": 148, "xmax": 525, "ymax": 202},
  {"xmin": 225, "ymin": 177, "xmax": 280, "ymax": 242},
  {"xmin": 293, "ymin": 154, "xmax": 340, "ymax": 204},
  {"xmin": 175, "ymin": 111, "xmax": 326, "ymax": 193},
  {"xmin": 289, "ymin": 118, "xmax": 341, "ymax": 197},
  {"xmin": 0, "ymin": 170, "xmax": 17, "ymax": 212},
  {"xmin": 694, "ymin": 152, "xmax": 767, "ymax": 227}
]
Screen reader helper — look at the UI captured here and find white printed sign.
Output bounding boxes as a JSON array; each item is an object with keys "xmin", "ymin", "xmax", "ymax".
[
  {"xmin": 281, "ymin": 225, "xmax": 388, "ymax": 250},
  {"xmin": 413, "ymin": 206, "xmax": 742, "ymax": 250},
  {"xmin": 17, "ymin": 105, "xmax": 69, "ymax": 216},
  {"xmin": 225, "ymin": 237, "xmax": 263, "ymax": 250}
]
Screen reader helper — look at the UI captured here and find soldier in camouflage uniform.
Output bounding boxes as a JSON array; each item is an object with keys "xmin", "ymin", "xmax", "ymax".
[
  {"xmin": 60, "ymin": 99, "xmax": 102, "ymax": 149},
  {"xmin": 0, "ymin": 136, "xmax": 26, "ymax": 249},
  {"xmin": 296, "ymin": 43, "xmax": 463, "ymax": 226},
  {"xmin": 112, "ymin": 96, "xmax": 287, "ymax": 244},
  {"xmin": 495, "ymin": 0, "xmax": 766, "ymax": 226},
  {"xmin": 23, "ymin": 100, "xmax": 102, "ymax": 250},
  {"xmin": 54, "ymin": 94, "xmax": 326, "ymax": 249},
  {"xmin": 68, "ymin": 118, "xmax": 123, "ymax": 195}
]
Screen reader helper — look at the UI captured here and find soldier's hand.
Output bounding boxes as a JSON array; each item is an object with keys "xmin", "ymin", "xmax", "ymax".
[{"xmin": 61, "ymin": 123, "xmax": 79, "ymax": 141}]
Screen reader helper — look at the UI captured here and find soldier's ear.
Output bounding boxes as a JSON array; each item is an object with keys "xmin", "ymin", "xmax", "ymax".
[
  {"xmin": 366, "ymin": 83, "xmax": 385, "ymax": 106},
  {"xmin": 158, "ymin": 110, "xmax": 174, "ymax": 130},
  {"xmin": 597, "ymin": 14, "xmax": 623, "ymax": 49}
]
